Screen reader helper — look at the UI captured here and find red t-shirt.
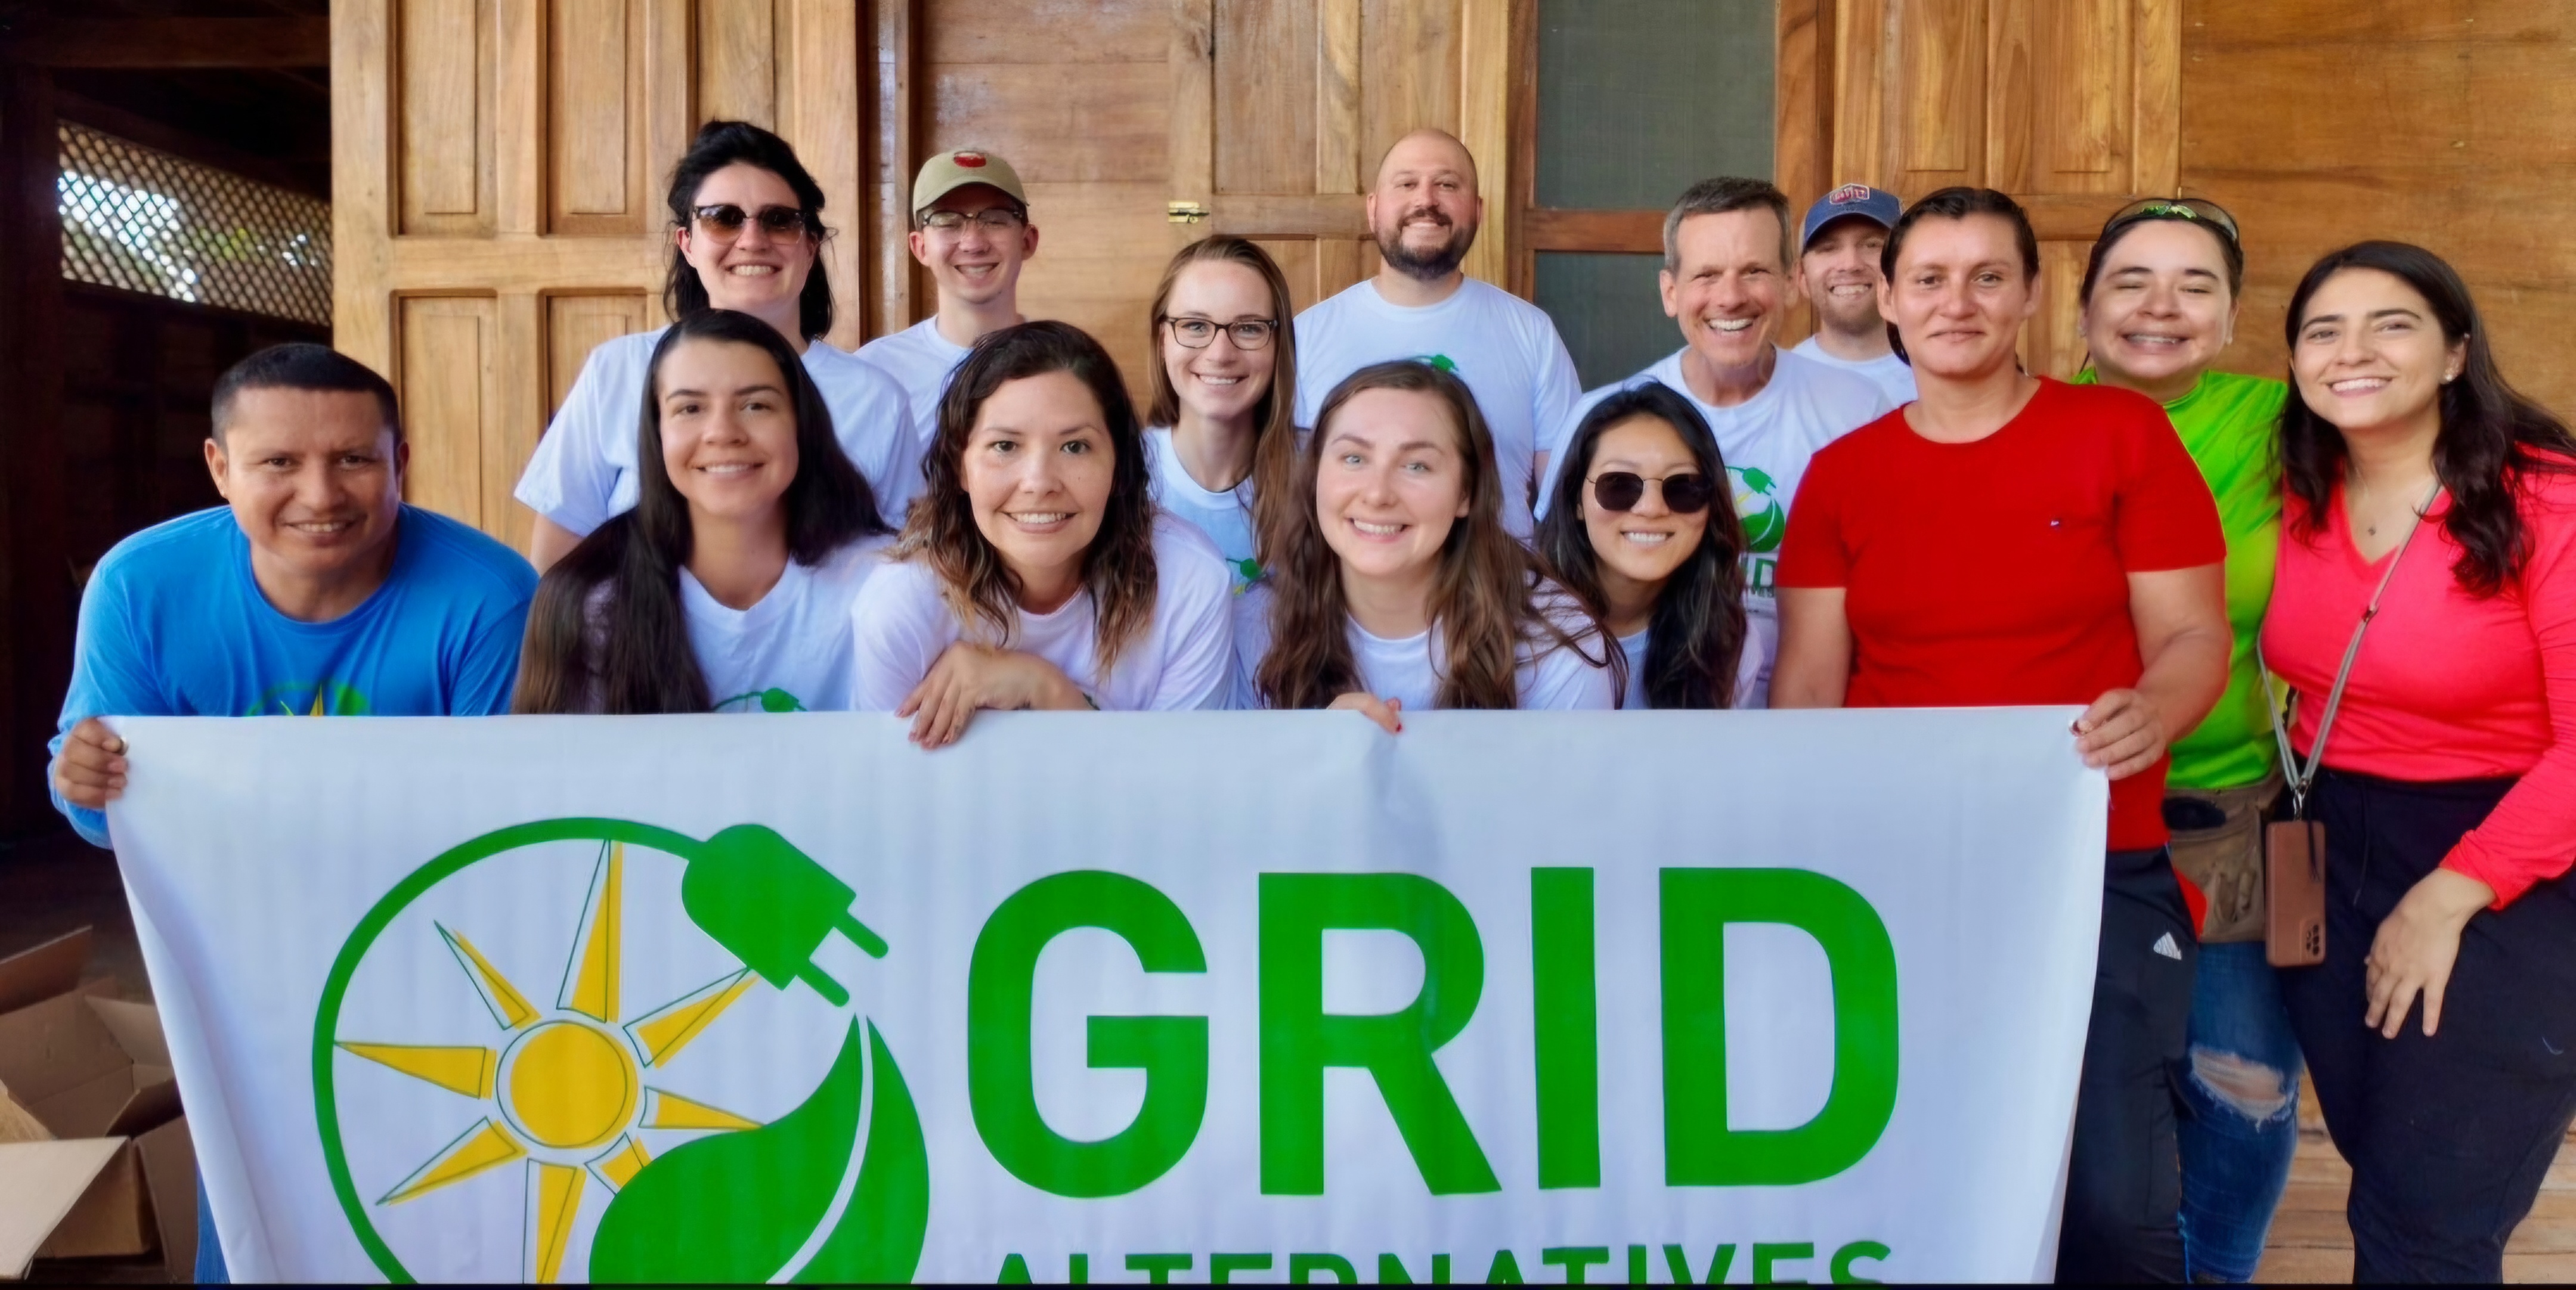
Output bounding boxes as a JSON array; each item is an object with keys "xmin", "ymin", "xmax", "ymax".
[
  {"xmin": 1776, "ymin": 378, "xmax": 2227, "ymax": 852},
  {"xmin": 2263, "ymin": 466, "xmax": 2576, "ymax": 907}
]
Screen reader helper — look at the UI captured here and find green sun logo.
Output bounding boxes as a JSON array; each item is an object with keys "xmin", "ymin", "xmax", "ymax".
[
  {"xmin": 1732, "ymin": 466, "xmax": 1788, "ymax": 554},
  {"xmin": 313, "ymin": 821, "xmax": 927, "ymax": 1283}
]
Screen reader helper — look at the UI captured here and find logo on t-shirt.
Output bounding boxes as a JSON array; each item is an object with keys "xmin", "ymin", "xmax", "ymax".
[
  {"xmin": 1417, "ymin": 354, "xmax": 1458, "ymax": 374},
  {"xmin": 247, "ymin": 680, "xmax": 371, "ymax": 717},
  {"xmin": 1731, "ymin": 466, "xmax": 1787, "ymax": 554},
  {"xmin": 716, "ymin": 688, "xmax": 808, "ymax": 714}
]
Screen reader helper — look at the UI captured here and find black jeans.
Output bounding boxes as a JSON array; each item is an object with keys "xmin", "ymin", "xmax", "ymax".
[
  {"xmin": 2275, "ymin": 767, "xmax": 2576, "ymax": 1282},
  {"xmin": 2057, "ymin": 846, "xmax": 2198, "ymax": 1283}
]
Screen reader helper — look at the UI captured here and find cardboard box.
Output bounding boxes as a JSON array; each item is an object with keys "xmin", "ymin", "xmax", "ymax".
[{"xmin": 0, "ymin": 928, "xmax": 196, "ymax": 1280}]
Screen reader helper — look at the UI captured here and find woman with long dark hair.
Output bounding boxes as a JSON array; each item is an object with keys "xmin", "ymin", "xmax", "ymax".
[
  {"xmin": 2073, "ymin": 197, "xmax": 2298, "ymax": 1284},
  {"xmin": 2261, "ymin": 241, "xmax": 2576, "ymax": 1281},
  {"xmin": 514, "ymin": 309, "xmax": 890, "ymax": 714},
  {"xmin": 516, "ymin": 120, "xmax": 920, "ymax": 570},
  {"xmin": 849, "ymin": 321, "xmax": 1235, "ymax": 746},
  {"xmin": 1240, "ymin": 360, "xmax": 1613, "ymax": 725},
  {"xmin": 1771, "ymin": 187, "xmax": 2230, "ymax": 1281},
  {"xmin": 1142, "ymin": 235, "xmax": 1302, "ymax": 588},
  {"xmin": 1534, "ymin": 383, "xmax": 1755, "ymax": 709}
]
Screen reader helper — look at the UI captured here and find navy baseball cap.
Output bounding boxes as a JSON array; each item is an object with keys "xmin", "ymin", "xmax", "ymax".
[{"xmin": 1799, "ymin": 184, "xmax": 1902, "ymax": 252}]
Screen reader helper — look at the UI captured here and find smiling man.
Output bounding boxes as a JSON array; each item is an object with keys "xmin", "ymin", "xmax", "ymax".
[
  {"xmin": 857, "ymin": 148, "xmax": 1041, "ymax": 449},
  {"xmin": 47, "ymin": 344, "xmax": 536, "ymax": 1285},
  {"xmin": 1292, "ymin": 129, "xmax": 1580, "ymax": 541},
  {"xmin": 49, "ymin": 345, "xmax": 537, "ymax": 848},
  {"xmin": 1791, "ymin": 184, "xmax": 1918, "ymax": 407},
  {"xmin": 1532, "ymin": 178, "xmax": 1891, "ymax": 705}
]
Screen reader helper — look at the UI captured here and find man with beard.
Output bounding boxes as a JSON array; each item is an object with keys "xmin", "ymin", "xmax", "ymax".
[
  {"xmin": 1789, "ymin": 183, "xmax": 1916, "ymax": 406},
  {"xmin": 1292, "ymin": 129, "xmax": 1580, "ymax": 540},
  {"xmin": 1532, "ymin": 177, "xmax": 1890, "ymax": 705}
]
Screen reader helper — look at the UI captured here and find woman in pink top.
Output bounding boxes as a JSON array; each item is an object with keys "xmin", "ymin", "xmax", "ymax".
[{"xmin": 2262, "ymin": 241, "xmax": 2576, "ymax": 1282}]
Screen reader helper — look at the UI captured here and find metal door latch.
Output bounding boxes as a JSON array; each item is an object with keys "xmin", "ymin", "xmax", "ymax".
[{"xmin": 1166, "ymin": 201, "xmax": 1211, "ymax": 224}]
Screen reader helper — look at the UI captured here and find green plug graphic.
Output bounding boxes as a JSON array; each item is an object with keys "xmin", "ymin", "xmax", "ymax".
[{"xmin": 679, "ymin": 824, "xmax": 887, "ymax": 1007}]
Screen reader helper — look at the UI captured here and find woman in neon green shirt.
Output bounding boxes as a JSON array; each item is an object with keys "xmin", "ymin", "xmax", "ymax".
[{"xmin": 2075, "ymin": 197, "xmax": 2292, "ymax": 1285}]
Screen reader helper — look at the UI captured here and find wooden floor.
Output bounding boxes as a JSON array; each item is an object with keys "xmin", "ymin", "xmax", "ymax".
[{"xmin": 2256, "ymin": 1077, "xmax": 2576, "ymax": 1282}]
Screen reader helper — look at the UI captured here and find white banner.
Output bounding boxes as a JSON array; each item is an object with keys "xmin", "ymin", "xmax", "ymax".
[{"xmin": 106, "ymin": 709, "xmax": 2104, "ymax": 1284}]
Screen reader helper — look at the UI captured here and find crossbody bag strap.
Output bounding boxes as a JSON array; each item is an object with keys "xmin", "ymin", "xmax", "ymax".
[{"xmin": 2259, "ymin": 479, "xmax": 2445, "ymax": 818}]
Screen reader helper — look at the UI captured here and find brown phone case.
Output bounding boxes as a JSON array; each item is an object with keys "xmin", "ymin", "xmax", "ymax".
[{"xmin": 2266, "ymin": 818, "xmax": 2327, "ymax": 968}]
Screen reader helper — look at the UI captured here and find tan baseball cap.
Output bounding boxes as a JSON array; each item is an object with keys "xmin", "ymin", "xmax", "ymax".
[{"xmin": 912, "ymin": 148, "xmax": 1028, "ymax": 215}]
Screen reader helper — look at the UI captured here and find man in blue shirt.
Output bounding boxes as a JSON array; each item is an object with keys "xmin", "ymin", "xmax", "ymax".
[{"xmin": 45, "ymin": 342, "xmax": 535, "ymax": 1281}]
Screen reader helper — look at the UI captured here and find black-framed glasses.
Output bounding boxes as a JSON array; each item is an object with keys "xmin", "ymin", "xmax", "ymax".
[
  {"xmin": 689, "ymin": 203, "xmax": 809, "ymax": 241},
  {"xmin": 1163, "ymin": 316, "xmax": 1279, "ymax": 351},
  {"xmin": 920, "ymin": 207, "xmax": 1026, "ymax": 234},
  {"xmin": 1589, "ymin": 471, "xmax": 1716, "ymax": 515},
  {"xmin": 2101, "ymin": 197, "xmax": 2240, "ymax": 247}
]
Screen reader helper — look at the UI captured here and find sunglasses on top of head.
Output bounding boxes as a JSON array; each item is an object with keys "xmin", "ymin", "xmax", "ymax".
[
  {"xmin": 2101, "ymin": 197, "xmax": 2240, "ymax": 247},
  {"xmin": 1588, "ymin": 471, "xmax": 1717, "ymax": 515},
  {"xmin": 689, "ymin": 204, "xmax": 810, "ymax": 242}
]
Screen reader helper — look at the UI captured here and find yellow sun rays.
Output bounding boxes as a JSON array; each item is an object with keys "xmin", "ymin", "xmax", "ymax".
[{"xmin": 336, "ymin": 841, "xmax": 766, "ymax": 1282}]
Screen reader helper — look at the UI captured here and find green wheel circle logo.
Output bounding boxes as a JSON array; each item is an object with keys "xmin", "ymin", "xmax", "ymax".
[
  {"xmin": 1732, "ymin": 466, "xmax": 1787, "ymax": 554},
  {"xmin": 311, "ymin": 819, "xmax": 928, "ymax": 1283}
]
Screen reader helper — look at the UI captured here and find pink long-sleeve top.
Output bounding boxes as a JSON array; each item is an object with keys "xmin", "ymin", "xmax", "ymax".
[{"xmin": 2261, "ymin": 466, "xmax": 2576, "ymax": 907}]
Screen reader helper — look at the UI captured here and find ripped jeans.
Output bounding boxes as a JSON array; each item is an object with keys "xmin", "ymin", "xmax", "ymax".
[{"xmin": 2175, "ymin": 940, "xmax": 2303, "ymax": 1282}]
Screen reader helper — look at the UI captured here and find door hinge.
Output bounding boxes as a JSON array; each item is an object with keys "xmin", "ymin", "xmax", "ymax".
[{"xmin": 1166, "ymin": 201, "xmax": 1211, "ymax": 225}]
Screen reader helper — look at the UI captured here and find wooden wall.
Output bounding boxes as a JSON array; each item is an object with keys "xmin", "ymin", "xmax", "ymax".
[{"xmin": 2178, "ymin": 2, "xmax": 2576, "ymax": 412}]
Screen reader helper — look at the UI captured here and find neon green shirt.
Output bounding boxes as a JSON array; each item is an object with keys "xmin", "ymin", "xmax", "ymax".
[{"xmin": 2076, "ymin": 368, "xmax": 2287, "ymax": 790}]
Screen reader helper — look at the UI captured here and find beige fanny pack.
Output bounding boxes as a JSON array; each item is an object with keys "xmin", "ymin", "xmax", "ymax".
[{"xmin": 2163, "ymin": 773, "xmax": 2286, "ymax": 944}]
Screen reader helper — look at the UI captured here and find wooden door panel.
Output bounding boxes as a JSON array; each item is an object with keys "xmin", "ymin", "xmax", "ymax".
[
  {"xmin": 544, "ymin": 292, "xmax": 650, "ymax": 418},
  {"xmin": 396, "ymin": 294, "xmax": 498, "ymax": 527},
  {"xmin": 395, "ymin": 0, "xmax": 494, "ymax": 234},
  {"xmin": 696, "ymin": 0, "xmax": 779, "ymax": 127}
]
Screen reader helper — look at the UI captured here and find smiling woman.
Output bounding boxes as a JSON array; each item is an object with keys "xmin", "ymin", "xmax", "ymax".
[
  {"xmin": 849, "ymin": 321, "xmax": 1237, "ymax": 747},
  {"xmin": 513, "ymin": 310, "xmax": 893, "ymax": 717}
]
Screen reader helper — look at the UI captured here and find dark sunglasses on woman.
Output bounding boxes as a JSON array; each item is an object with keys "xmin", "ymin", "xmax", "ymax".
[
  {"xmin": 689, "ymin": 203, "xmax": 809, "ymax": 241},
  {"xmin": 1589, "ymin": 471, "xmax": 1716, "ymax": 514}
]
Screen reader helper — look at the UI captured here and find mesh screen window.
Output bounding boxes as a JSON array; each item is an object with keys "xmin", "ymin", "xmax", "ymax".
[{"xmin": 58, "ymin": 121, "xmax": 332, "ymax": 327}]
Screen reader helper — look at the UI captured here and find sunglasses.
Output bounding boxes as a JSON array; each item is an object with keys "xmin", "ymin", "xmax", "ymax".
[
  {"xmin": 690, "ymin": 203, "xmax": 810, "ymax": 241},
  {"xmin": 2101, "ymin": 197, "xmax": 2240, "ymax": 246},
  {"xmin": 1589, "ymin": 471, "xmax": 1716, "ymax": 514}
]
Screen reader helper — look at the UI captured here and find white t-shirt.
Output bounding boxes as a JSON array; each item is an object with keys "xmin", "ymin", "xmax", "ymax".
[
  {"xmin": 1144, "ymin": 428, "xmax": 1261, "ymax": 590},
  {"xmin": 1614, "ymin": 628, "xmax": 1764, "ymax": 711},
  {"xmin": 681, "ymin": 535, "xmax": 891, "ymax": 714},
  {"xmin": 1534, "ymin": 346, "xmax": 1890, "ymax": 706},
  {"xmin": 515, "ymin": 327, "xmax": 924, "ymax": 537},
  {"xmin": 1790, "ymin": 336, "xmax": 1917, "ymax": 407},
  {"xmin": 1230, "ymin": 582, "xmax": 1615, "ymax": 711},
  {"xmin": 1292, "ymin": 277, "xmax": 1581, "ymax": 541},
  {"xmin": 854, "ymin": 317, "xmax": 973, "ymax": 450},
  {"xmin": 848, "ymin": 513, "xmax": 1237, "ymax": 712}
]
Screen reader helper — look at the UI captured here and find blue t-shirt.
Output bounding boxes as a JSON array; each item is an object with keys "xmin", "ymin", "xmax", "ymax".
[{"xmin": 50, "ymin": 506, "xmax": 538, "ymax": 846}]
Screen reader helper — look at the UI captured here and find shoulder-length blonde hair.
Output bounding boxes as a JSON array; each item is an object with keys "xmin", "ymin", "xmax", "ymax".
[
  {"xmin": 891, "ymin": 320, "xmax": 1160, "ymax": 672},
  {"xmin": 1255, "ymin": 360, "xmax": 1599, "ymax": 709},
  {"xmin": 1144, "ymin": 235, "xmax": 1302, "ymax": 569}
]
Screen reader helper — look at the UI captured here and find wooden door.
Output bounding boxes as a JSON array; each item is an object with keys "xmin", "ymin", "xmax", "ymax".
[
  {"xmin": 1829, "ymin": 0, "xmax": 2182, "ymax": 377},
  {"xmin": 332, "ymin": 0, "xmax": 868, "ymax": 550}
]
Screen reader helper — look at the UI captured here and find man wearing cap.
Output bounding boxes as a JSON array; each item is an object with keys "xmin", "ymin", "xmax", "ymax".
[
  {"xmin": 1790, "ymin": 182, "xmax": 1917, "ymax": 407},
  {"xmin": 1532, "ymin": 177, "xmax": 1890, "ymax": 706},
  {"xmin": 1292, "ymin": 128, "xmax": 1581, "ymax": 540},
  {"xmin": 856, "ymin": 148, "xmax": 1040, "ymax": 448}
]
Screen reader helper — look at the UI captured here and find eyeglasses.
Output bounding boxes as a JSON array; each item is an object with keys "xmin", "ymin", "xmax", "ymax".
[
  {"xmin": 1589, "ymin": 471, "xmax": 1716, "ymax": 515},
  {"xmin": 2101, "ymin": 197, "xmax": 2240, "ymax": 247},
  {"xmin": 689, "ymin": 203, "xmax": 810, "ymax": 241},
  {"xmin": 1163, "ymin": 317, "xmax": 1279, "ymax": 351},
  {"xmin": 920, "ymin": 207, "xmax": 1027, "ymax": 234}
]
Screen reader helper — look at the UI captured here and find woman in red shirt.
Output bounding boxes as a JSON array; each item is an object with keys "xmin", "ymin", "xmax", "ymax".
[
  {"xmin": 2261, "ymin": 241, "xmax": 2576, "ymax": 1282},
  {"xmin": 1772, "ymin": 187, "xmax": 2230, "ymax": 1283}
]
